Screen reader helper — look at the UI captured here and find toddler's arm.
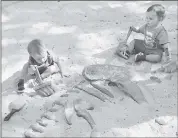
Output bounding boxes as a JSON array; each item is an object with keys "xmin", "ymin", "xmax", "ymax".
[
  {"xmin": 53, "ymin": 56, "xmax": 63, "ymax": 78},
  {"xmin": 130, "ymin": 24, "xmax": 146, "ymax": 34},
  {"xmin": 162, "ymin": 43, "xmax": 171, "ymax": 63},
  {"xmin": 130, "ymin": 26, "xmax": 140, "ymax": 33},
  {"xmin": 156, "ymin": 27, "xmax": 171, "ymax": 63},
  {"xmin": 17, "ymin": 62, "xmax": 29, "ymax": 90}
]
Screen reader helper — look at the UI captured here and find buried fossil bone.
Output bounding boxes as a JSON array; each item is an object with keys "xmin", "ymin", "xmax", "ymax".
[
  {"xmin": 64, "ymin": 101, "xmax": 75, "ymax": 125},
  {"xmin": 74, "ymin": 99, "xmax": 99, "ymax": 137},
  {"xmin": 40, "ymin": 112, "xmax": 57, "ymax": 122},
  {"xmin": 113, "ymin": 80, "xmax": 148, "ymax": 104},
  {"xmin": 60, "ymin": 93, "xmax": 69, "ymax": 97},
  {"xmin": 67, "ymin": 88, "xmax": 81, "ymax": 94},
  {"xmin": 53, "ymin": 97, "xmax": 67, "ymax": 107},
  {"xmin": 75, "ymin": 108, "xmax": 96, "ymax": 129},
  {"xmin": 36, "ymin": 117, "xmax": 56, "ymax": 128},
  {"xmin": 4, "ymin": 96, "xmax": 27, "ymax": 121},
  {"xmin": 36, "ymin": 119, "xmax": 48, "ymax": 127},
  {"xmin": 74, "ymin": 100, "xmax": 96, "ymax": 129},
  {"xmin": 90, "ymin": 80, "xmax": 114, "ymax": 98},
  {"xmin": 74, "ymin": 98, "xmax": 94, "ymax": 110},
  {"xmin": 53, "ymin": 98, "xmax": 75, "ymax": 125},
  {"xmin": 48, "ymin": 106, "xmax": 60, "ymax": 112},
  {"xmin": 30, "ymin": 123, "xmax": 45, "ymax": 133},
  {"xmin": 82, "ymin": 64, "xmax": 131, "ymax": 82},
  {"xmin": 75, "ymin": 81, "xmax": 108, "ymax": 102},
  {"xmin": 75, "ymin": 86, "xmax": 106, "ymax": 102},
  {"xmin": 24, "ymin": 129, "xmax": 40, "ymax": 138}
]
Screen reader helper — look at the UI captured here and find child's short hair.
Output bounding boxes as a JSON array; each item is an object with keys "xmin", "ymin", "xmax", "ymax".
[
  {"xmin": 27, "ymin": 39, "xmax": 46, "ymax": 55},
  {"xmin": 147, "ymin": 4, "xmax": 166, "ymax": 21}
]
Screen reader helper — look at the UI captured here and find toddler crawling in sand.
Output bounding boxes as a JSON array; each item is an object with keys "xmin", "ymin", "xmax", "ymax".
[
  {"xmin": 17, "ymin": 39, "xmax": 63, "ymax": 92},
  {"xmin": 117, "ymin": 4, "xmax": 171, "ymax": 63}
]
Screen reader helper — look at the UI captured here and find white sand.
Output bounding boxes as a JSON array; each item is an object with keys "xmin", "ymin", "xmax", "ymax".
[{"xmin": 2, "ymin": 1, "xmax": 177, "ymax": 137}]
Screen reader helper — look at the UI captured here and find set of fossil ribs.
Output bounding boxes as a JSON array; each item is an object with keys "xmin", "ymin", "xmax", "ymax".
[{"xmin": 24, "ymin": 64, "xmax": 147, "ymax": 137}]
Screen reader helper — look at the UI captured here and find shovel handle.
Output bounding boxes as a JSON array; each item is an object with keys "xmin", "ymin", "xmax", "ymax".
[
  {"xmin": 124, "ymin": 27, "xmax": 132, "ymax": 43},
  {"xmin": 34, "ymin": 65, "xmax": 43, "ymax": 84},
  {"xmin": 4, "ymin": 109, "xmax": 17, "ymax": 121}
]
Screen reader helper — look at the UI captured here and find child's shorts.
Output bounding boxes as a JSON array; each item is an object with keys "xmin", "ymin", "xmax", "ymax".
[{"xmin": 134, "ymin": 39, "xmax": 163, "ymax": 58}]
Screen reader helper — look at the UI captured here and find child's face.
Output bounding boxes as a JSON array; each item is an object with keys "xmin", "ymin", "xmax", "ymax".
[
  {"xmin": 146, "ymin": 10, "xmax": 160, "ymax": 28},
  {"xmin": 31, "ymin": 50, "xmax": 47, "ymax": 64}
]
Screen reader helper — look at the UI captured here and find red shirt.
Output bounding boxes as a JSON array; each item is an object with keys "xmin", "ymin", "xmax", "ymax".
[{"xmin": 139, "ymin": 24, "xmax": 169, "ymax": 50}]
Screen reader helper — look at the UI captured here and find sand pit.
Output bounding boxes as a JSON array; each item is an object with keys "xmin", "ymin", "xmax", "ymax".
[
  {"xmin": 2, "ymin": 62, "xmax": 177, "ymax": 137},
  {"xmin": 2, "ymin": 1, "xmax": 177, "ymax": 137}
]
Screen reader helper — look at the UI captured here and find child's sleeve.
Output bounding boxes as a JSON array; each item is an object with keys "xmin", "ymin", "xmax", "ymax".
[
  {"xmin": 157, "ymin": 29, "xmax": 170, "ymax": 47},
  {"xmin": 157, "ymin": 29, "xmax": 171, "ymax": 61},
  {"xmin": 53, "ymin": 55, "xmax": 60, "ymax": 64},
  {"xmin": 50, "ymin": 52, "xmax": 59, "ymax": 63},
  {"xmin": 17, "ymin": 62, "xmax": 30, "ymax": 90},
  {"xmin": 138, "ymin": 24, "xmax": 146, "ymax": 34},
  {"xmin": 47, "ymin": 50, "xmax": 58, "ymax": 63},
  {"xmin": 50, "ymin": 51, "xmax": 63, "ymax": 76}
]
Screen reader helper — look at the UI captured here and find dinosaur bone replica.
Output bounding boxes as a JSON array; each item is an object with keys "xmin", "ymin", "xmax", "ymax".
[{"xmin": 24, "ymin": 64, "xmax": 153, "ymax": 137}]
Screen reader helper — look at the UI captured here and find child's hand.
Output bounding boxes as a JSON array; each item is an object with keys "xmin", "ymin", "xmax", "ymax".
[
  {"xmin": 163, "ymin": 55, "xmax": 171, "ymax": 65},
  {"xmin": 28, "ymin": 65, "xmax": 36, "ymax": 75},
  {"xmin": 130, "ymin": 26, "xmax": 139, "ymax": 32},
  {"xmin": 120, "ymin": 40, "xmax": 127, "ymax": 46},
  {"xmin": 166, "ymin": 56, "xmax": 171, "ymax": 63}
]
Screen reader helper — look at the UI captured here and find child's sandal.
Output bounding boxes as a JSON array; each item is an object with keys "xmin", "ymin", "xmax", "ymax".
[{"xmin": 17, "ymin": 79, "xmax": 25, "ymax": 91}]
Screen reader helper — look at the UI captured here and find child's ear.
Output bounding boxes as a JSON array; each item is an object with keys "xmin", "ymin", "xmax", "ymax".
[
  {"xmin": 159, "ymin": 16, "xmax": 165, "ymax": 21},
  {"xmin": 158, "ymin": 17, "xmax": 163, "ymax": 21}
]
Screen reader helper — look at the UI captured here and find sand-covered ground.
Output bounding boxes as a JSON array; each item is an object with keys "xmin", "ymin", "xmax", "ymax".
[{"xmin": 1, "ymin": 1, "xmax": 177, "ymax": 137}]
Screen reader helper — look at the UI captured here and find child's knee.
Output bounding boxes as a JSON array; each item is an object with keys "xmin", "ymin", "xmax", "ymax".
[
  {"xmin": 130, "ymin": 39, "xmax": 135, "ymax": 45},
  {"xmin": 157, "ymin": 52, "xmax": 163, "ymax": 62},
  {"xmin": 128, "ymin": 39, "xmax": 136, "ymax": 48},
  {"xmin": 155, "ymin": 55, "xmax": 162, "ymax": 63}
]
